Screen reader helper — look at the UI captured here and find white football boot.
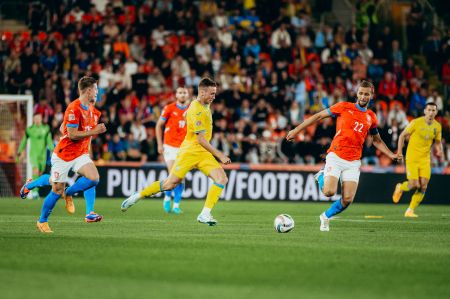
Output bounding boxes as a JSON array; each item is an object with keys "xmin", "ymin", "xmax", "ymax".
[
  {"xmin": 197, "ymin": 213, "xmax": 217, "ymax": 226},
  {"xmin": 121, "ymin": 193, "xmax": 141, "ymax": 212},
  {"xmin": 320, "ymin": 213, "xmax": 330, "ymax": 232}
]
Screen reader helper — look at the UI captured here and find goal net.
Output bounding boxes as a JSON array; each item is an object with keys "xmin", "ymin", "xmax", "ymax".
[{"xmin": 0, "ymin": 95, "xmax": 33, "ymax": 197}]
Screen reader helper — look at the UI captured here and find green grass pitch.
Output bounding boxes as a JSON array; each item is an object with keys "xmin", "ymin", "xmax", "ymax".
[{"xmin": 1, "ymin": 198, "xmax": 450, "ymax": 299}]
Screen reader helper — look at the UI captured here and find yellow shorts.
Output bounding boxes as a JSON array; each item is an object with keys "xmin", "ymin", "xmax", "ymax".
[
  {"xmin": 170, "ymin": 150, "xmax": 221, "ymax": 179},
  {"xmin": 406, "ymin": 159, "xmax": 431, "ymax": 180}
]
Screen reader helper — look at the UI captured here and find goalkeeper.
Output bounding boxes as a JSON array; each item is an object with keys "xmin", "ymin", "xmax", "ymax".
[{"xmin": 18, "ymin": 113, "xmax": 54, "ymax": 199}]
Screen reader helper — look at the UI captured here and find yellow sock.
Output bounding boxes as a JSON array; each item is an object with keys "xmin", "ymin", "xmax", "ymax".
[
  {"xmin": 204, "ymin": 183, "xmax": 224, "ymax": 209},
  {"xmin": 400, "ymin": 181, "xmax": 410, "ymax": 192},
  {"xmin": 140, "ymin": 181, "xmax": 162, "ymax": 198},
  {"xmin": 409, "ymin": 190, "xmax": 425, "ymax": 210}
]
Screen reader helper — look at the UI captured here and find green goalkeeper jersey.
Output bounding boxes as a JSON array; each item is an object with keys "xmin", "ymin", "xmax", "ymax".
[{"xmin": 18, "ymin": 124, "xmax": 54, "ymax": 160}]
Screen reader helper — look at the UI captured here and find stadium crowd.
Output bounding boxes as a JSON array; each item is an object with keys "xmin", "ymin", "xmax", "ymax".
[{"xmin": 1, "ymin": 0, "xmax": 449, "ymax": 166}]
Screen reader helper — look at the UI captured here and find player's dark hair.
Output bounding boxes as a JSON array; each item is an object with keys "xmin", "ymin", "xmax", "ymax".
[
  {"xmin": 425, "ymin": 101, "xmax": 437, "ymax": 108},
  {"xmin": 198, "ymin": 78, "xmax": 217, "ymax": 89},
  {"xmin": 78, "ymin": 76, "xmax": 97, "ymax": 92}
]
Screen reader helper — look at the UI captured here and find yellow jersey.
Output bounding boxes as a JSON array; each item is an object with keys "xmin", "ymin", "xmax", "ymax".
[
  {"xmin": 179, "ymin": 99, "xmax": 213, "ymax": 153},
  {"xmin": 405, "ymin": 117, "xmax": 441, "ymax": 161}
]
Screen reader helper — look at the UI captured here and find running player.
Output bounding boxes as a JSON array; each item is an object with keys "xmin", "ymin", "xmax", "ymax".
[
  {"xmin": 121, "ymin": 78, "xmax": 231, "ymax": 225},
  {"xmin": 156, "ymin": 87, "xmax": 190, "ymax": 214},
  {"xmin": 18, "ymin": 113, "xmax": 54, "ymax": 199},
  {"xmin": 21, "ymin": 101, "xmax": 103, "ymax": 223},
  {"xmin": 392, "ymin": 101, "xmax": 442, "ymax": 217},
  {"xmin": 286, "ymin": 80, "xmax": 400, "ymax": 231},
  {"xmin": 36, "ymin": 76, "xmax": 106, "ymax": 233}
]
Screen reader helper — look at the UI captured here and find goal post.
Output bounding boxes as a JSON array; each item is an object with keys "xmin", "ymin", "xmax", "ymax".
[{"xmin": 0, "ymin": 94, "xmax": 33, "ymax": 197}]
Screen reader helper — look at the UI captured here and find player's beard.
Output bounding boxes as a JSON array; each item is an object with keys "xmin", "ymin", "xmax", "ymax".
[{"xmin": 357, "ymin": 98, "xmax": 369, "ymax": 108}]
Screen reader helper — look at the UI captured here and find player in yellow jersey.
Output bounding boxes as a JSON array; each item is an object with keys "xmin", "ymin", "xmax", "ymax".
[
  {"xmin": 392, "ymin": 101, "xmax": 443, "ymax": 217},
  {"xmin": 121, "ymin": 78, "xmax": 231, "ymax": 225}
]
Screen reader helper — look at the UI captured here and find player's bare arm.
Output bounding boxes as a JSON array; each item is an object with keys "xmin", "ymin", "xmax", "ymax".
[
  {"xmin": 433, "ymin": 139, "xmax": 443, "ymax": 159},
  {"xmin": 67, "ymin": 123, "xmax": 106, "ymax": 141},
  {"xmin": 196, "ymin": 131, "xmax": 231, "ymax": 164},
  {"xmin": 286, "ymin": 109, "xmax": 330, "ymax": 141},
  {"xmin": 155, "ymin": 118, "xmax": 165, "ymax": 154},
  {"xmin": 372, "ymin": 133, "xmax": 400, "ymax": 161},
  {"xmin": 396, "ymin": 128, "xmax": 411, "ymax": 160}
]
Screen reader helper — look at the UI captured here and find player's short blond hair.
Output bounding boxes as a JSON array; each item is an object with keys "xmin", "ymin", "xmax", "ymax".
[
  {"xmin": 198, "ymin": 78, "xmax": 217, "ymax": 89},
  {"xmin": 357, "ymin": 80, "xmax": 374, "ymax": 94}
]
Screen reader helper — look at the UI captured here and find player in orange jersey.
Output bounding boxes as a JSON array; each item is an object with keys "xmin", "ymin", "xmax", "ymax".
[
  {"xmin": 286, "ymin": 80, "xmax": 401, "ymax": 232},
  {"xmin": 156, "ymin": 87, "xmax": 190, "ymax": 214},
  {"xmin": 36, "ymin": 76, "xmax": 107, "ymax": 233}
]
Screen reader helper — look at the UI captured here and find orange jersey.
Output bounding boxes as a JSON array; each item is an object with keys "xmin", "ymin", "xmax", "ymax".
[
  {"xmin": 54, "ymin": 99, "xmax": 100, "ymax": 161},
  {"xmin": 160, "ymin": 102, "xmax": 189, "ymax": 147},
  {"xmin": 326, "ymin": 102, "xmax": 378, "ymax": 161}
]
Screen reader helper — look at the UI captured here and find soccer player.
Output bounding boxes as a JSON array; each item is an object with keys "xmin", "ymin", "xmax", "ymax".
[
  {"xmin": 18, "ymin": 113, "xmax": 54, "ymax": 199},
  {"xmin": 121, "ymin": 78, "xmax": 231, "ymax": 225},
  {"xmin": 392, "ymin": 101, "xmax": 442, "ymax": 217},
  {"xmin": 286, "ymin": 80, "xmax": 400, "ymax": 231},
  {"xmin": 22, "ymin": 101, "xmax": 103, "ymax": 222},
  {"xmin": 156, "ymin": 87, "xmax": 190, "ymax": 214},
  {"xmin": 36, "ymin": 76, "xmax": 106, "ymax": 233}
]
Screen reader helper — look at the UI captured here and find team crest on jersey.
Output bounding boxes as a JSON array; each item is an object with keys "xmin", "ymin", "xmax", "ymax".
[
  {"xmin": 94, "ymin": 115, "xmax": 98, "ymax": 123},
  {"xmin": 196, "ymin": 120, "xmax": 202, "ymax": 126},
  {"xmin": 366, "ymin": 114, "xmax": 371, "ymax": 125},
  {"xmin": 68, "ymin": 114, "xmax": 75, "ymax": 121}
]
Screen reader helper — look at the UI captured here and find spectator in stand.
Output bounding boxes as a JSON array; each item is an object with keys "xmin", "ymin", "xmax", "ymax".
[
  {"xmin": 378, "ymin": 72, "xmax": 398, "ymax": 102},
  {"xmin": 391, "ymin": 40, "xmax": 404, "ymax": 66},
  {"xmin": 427, "ymin": 89, "xmax": 444, "ymax": 114},
  {"xmin": 387, "ymin": 102, "xmax": 409, "ymax": 130},
  {"xmin": 409, "ymin": 86, "xmax": 428, "ymax": 117}
]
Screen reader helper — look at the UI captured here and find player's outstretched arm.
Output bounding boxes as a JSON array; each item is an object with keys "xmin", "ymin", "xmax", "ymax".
[
  {"xmin": 67, "ymin": 123, "xmax": 106, "ymax": 141},
  {"xmin": 372, "ymin": 133, "xmax": 400, "ymax": 161},
  {"xmin": 196, "ymin": 132, "xmax": 231, "ymax": 164},
  {"xmin": 155, "ymin": 118, "xmax": 165, "ymax": 154},
  {"xmin": 286, "ymin": 109, "xmax": 330, "ymax": 141}
]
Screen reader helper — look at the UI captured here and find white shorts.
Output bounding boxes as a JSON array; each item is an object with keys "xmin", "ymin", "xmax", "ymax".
[
  {"xmin": 163, "ymin": 144, "xmax": 180, "ymax": 162},
  {"xmin": 50, "ymin": 153, "xmax": 93, "ymax": 183},
  {"xmin": 324, "ymin": 152, "xmax": 361, "ymax": 183}
]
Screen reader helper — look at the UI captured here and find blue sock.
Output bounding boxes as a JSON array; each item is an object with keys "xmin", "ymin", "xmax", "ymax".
[
  {"xmin": 317, "ymin": 172, "xmax": 324, "ymax": 192},
  {"xmin": 84, "ymin": 186, "xmax": 96, "ymax": 214},
  {"xmin": 324, "ymin": 198, "xmax": 348, "ymax": 218},
  {"xmin": 173, "ymin": 183, "xmax": 184, "ymax": 204},
  {"xmin": 27, "ymin": 174, "xmax": 51, "ymax": 190},
  {"xmin": 65, "ymin": 177, "xmax": 99, "ymax": 196},
  {"xmin": 165, "ymin": 190, "xmax": 172, "ymax": 198},
  {"xmin": 39, "ymin": 191, "xmax": 61, "ymax": 222}
]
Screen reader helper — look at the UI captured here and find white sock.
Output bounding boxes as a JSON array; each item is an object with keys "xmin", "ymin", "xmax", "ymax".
[
  {"xmin": 173, "ymin": 202, "xmax": 180, "ymax": 209},
  {"xmin": 406, "ymin": 207, "xmax": 414, "ymax": 213},
  {"xmin": 201, "ymin": 207, "xmax": 211, "ymax": 216},
  {"xmin": 163, "ymin": 196, "xmax": 171, "ymax": 202}
]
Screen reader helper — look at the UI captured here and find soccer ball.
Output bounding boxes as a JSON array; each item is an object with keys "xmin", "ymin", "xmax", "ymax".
[{"xmin": 274, "ymin": 214, "xmax": 295, "ymax": 233}]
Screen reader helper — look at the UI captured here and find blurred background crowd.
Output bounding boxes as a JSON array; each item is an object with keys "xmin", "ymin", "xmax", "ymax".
[{"xmin": 1, "ymin": 0, "xmax": 449, "ymax": 166}]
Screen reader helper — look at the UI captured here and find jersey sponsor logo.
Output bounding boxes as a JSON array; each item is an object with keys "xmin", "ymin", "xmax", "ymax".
[
  {"xmin": 173, "ymin": 112, "xmax": 178, "ymax": 116},
  {"xmin": 68, "ymin": 114, "xmax": 75, "ymax": 121},
  {"xmin": 348, "ymin": 110, "xmax": 354, "ymax": 115},
  {"xmin": 196, "ymin": 112, "xmax": 201, "ymax": 115}
]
